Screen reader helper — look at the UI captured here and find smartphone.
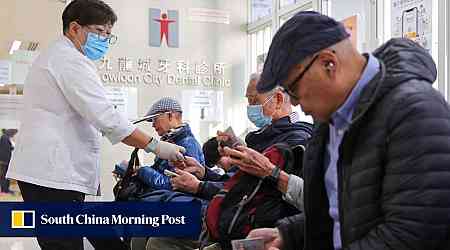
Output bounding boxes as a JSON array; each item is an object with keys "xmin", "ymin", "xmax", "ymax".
[
  {"xmin": 231, "ymin": 237, "xmax": 264, "ymax": 250},
  {"xmin": 219, "ymin": 140, "xmax": 234, "ymax": 148},
  {"xmin": 224, "ymin": 126, "xmax": 236, "ymax": 137},
  {"xmin": 164, "ymin": 169, "xmax": 179, "ymax": 177},
  {"xmin": 219, "ymin": 127, "xmax": 237, "ymax": 148}
]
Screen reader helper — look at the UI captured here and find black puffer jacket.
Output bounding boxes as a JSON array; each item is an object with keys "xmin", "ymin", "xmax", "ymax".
[{"xmin": 278, "ymin": 38, "xmax": 450, "ymax": 250}]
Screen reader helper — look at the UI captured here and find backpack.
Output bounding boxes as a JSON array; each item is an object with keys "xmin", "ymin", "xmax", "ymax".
[
  {"xmin": 204, "ymin": 143, "xmax": 304, "ymax": 249},
  {"xmin": 113, "ymin": 148, "xmax": 145, "ymax": 201},
  {"xmin": 113, "ymin": 148, "xmax": 164, "ymax": 201}
]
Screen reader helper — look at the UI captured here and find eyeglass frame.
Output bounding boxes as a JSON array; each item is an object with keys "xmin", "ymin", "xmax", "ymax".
[
  {"xmin": 146, "ymin": 111, "xmax": 172, "ymax": 123},
  {"xmin": 261, "ymin": 93, "xmax": 276, "ymax": 106},
  {"xmin": 80, "ymin": 23, "xmax": 118, "ymax": 45},
  {"xmin": 247, "ymin": 90, "xmax": 277, "ymax": 106},
  {"xmin": 282, "ymin": 54, "xmax": 319, "ymax": 100}
]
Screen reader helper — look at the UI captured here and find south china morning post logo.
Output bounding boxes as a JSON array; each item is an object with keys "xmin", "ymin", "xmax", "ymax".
[
  {"xmin": 1, "ymin": 202, "xmax": 201, "ymax": 237},
  {"xmin": 38, "ymin": 214, "xmax": 186, "ymax": 227},
  {"xmin": 11, "ymin": 210, "xmax": 35, "ymax": 229}
]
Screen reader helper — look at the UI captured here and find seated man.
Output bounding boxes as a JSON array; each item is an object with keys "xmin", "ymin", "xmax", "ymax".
[
  {"xmin": 115, "ymin": 97, "xmax": 205, "ymax": 190},
  {"xmin": 172, "ymin": 73, "xmax": 312, "ymax": 207}
]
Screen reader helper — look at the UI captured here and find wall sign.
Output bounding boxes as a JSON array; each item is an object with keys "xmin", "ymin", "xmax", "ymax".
[
  {"xmin": 0, "ymin": 60, "xmax": 11, "ymax": 84},
  {"xmin": 150, "ymin": 8, "xmax": 179, "ymax": 48},
  {"xmin": 188, "ymin": 8, "xmax": 230, "ymax": 24},
  {"xmin": 391, "ymin": 0, "xmax": 432, "ymax": 53},
  {"xmin": 0, "ymin": 95, "xmax": 23, "ymax": 128},
  {"xmin": 181, "ymin": 90, "xmax": 224, "ymax": 123},
  {"xmin": 104, "ymin": 86, "xmax": 138, "ymax": 120},
  {"xmin": 342, "ymin": 15, "xmax": 358, "ymax": 48},
  {"xmin": 98, "ymin": 57, "xmax": 231, "ymax": 88}
]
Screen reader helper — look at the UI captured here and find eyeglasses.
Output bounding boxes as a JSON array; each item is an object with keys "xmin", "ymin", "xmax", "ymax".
[
  {"xmin": 247, "ymin": 92, "xmax": 275, "ymax": 106},
  {"xmin": 283, "ymin": 55, "xmax": 319, "ymax": 100},
  {"xmin": 96, "ymin": 33, "xmax": 118, "ymax": 45},
  {"xmin": 88, "ymin": 31, "xmax": 118, "ymax": 45},
  {"xmin": 83, "ymin": 25, "xmax": 118, "ymax": 45},
  {"xmin": 146, "ymin": 112, "xmax": 171, "ymax": 123},
  {"xmin": 261, "ymin": 93, "xmax": 275, "ymax": 106}
]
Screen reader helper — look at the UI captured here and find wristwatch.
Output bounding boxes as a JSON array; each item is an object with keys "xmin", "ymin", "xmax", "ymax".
[{"xmin": 265, "ymin": 166, "xmax": 281, "ymax": 185}]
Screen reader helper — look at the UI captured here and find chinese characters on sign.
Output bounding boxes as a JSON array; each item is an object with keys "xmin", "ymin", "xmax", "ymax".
[{"xmin": 98, "ymin": 57, "xmax": 231, "ymax": 89}]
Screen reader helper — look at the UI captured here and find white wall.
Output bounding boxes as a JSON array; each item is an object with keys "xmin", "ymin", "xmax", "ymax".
[
  {"xmin": 326, "ymin": 0, "xmax": 375, "ymax": 52},
  {"xmin": 0, "ymin": 0, "xmax": 64, "ymax": 59},
  {"xmin": 0, "ymin": 1, "xmax": 14, "ymax": 59}
]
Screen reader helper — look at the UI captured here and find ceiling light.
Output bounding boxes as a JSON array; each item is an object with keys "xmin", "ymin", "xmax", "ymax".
[{"xmin": 9, "ymin": 40, "xmax": 22, "ymax": 55}]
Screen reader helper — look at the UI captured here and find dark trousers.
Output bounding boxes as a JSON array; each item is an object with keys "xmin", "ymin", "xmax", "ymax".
[
  {"xmin": 0, "ymin": 163, "xmax": 10, "ymax": 192},
  {"xmin": 18, "ymin": 181, "xmax": 129, "ymax": 250}
]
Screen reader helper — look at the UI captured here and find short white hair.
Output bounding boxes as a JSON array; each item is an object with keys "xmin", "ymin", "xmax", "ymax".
[
  {"xmin": 249, "ymin": 73, "xmax": 260, "ymax": 82},
  {"xmin": 266, "ymin": 86, "xmax": 290, "ymax": 103}
]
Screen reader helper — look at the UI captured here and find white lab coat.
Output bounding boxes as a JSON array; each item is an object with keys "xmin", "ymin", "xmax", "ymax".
[{"xmin": 7, "ymin": 36, "xmax": 136, "ymax": 195}]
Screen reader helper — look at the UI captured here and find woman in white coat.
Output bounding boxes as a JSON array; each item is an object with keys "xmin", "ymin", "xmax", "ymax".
[{"xmin": 6, "ymin": 1, "xmax": 184, "ymax": 249}]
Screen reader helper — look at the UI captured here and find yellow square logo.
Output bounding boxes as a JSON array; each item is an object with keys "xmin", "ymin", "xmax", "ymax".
[{"xmin": 11, "ymin": 210, "xmax": 35, "ymax": 229}]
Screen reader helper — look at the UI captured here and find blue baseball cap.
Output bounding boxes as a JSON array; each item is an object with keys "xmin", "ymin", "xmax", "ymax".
[{"xmin": 257, "ymin": 11, "xmax": 350, "ymax": 93}]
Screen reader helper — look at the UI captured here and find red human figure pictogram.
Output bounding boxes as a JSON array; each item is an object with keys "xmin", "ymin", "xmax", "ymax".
[{"xmin": 153, "ymin": 13, "xmax": 176, "ymax": 45}]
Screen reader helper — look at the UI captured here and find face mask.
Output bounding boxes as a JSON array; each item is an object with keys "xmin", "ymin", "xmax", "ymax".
[
  {"xmin": 247, "ymin": 104, "xmax": 272, "ymax": 128},
  {"xmin": 82, "ymin": 32, "xmax": 109, "ymax": 61}
]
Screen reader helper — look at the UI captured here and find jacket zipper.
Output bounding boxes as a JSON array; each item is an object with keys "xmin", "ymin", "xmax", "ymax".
[
  {"xmin": 227, "ymin": 179, "xmax": 263, "ymax": 235},
  {"xmin": 337, "ymin": 143, "xmax": 346, "ymax": 247},
  {"xmin": 228, "ymin": 195, "xmax": 248, "ymax": 234}
]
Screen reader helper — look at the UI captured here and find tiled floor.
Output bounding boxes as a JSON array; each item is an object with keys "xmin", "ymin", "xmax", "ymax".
[
  {"xmin": 0, "ymin": 181, "xmax": 22, "ymax": 201},
  {"xmin": 0, "ymin": 238, "xmax": 96, "ymax": 250},
  {"xmin": 0, "ymin": 238, "xmax": 41, "ymax": 250}
]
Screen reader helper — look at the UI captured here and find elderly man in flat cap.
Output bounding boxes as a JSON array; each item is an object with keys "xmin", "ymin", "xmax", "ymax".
[
  {"xmin": 115, "ymin": 97, "xmax": 205, "ymax": 190},
  {"xmin": 225, "ymin": 11, "xmax": 450, "ymax": 250}
]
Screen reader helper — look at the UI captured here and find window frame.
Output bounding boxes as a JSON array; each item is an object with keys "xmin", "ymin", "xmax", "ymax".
[{"xmin": 246, "ymin": 0, "xmax": 319, "ymax": 77}]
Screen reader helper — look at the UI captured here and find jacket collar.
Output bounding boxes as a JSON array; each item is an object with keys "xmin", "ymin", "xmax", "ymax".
[
  {"xmin": 161, "ymin": 123, "xmax": 193, "ymax": 143},
  {"xmin": 245, "ymin": 115, "xmax": 312, "ymax": 151}
]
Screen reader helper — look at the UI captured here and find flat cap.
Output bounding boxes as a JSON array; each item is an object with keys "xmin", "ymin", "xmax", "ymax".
[
  {"xmin": 257, "ymin": 11, "xmax": 350, "ymax": 92},
  {"xmin": 146, "ymin": 97, "xmax": 182, "ymax": 118}
]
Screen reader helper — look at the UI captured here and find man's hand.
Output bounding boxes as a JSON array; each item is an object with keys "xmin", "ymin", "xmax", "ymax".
[
  {"xmin": 223, "ymin": 146, "xmax": 275, "ymax": 178},
  {"xmin": 170, "ymin": 169, "xmax": 201, "ymax": 194},
  {"xmin": 174, "ymin": 156, "xmax": 205, "ymax": 179},
  {"xmin": 217, "ymin": 156, "xmax": 233, "ymax": 171},
  {"xmin": 217, "ymin": 130, "xmax": 242, "ymax": 151},
  {"xmin": 170, "ymin": 160, "xmax": 186, "ymax": 169},
  {"xmin": 153, "ymin": 140, "xmax": 186, "ymax": 161},
  {"xmin": 247, "ymin": 228, "xmax": 282, "ymax": 250}
]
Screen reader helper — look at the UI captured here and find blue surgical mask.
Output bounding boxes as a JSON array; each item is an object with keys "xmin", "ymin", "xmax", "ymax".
[
  {"xmin": 82, "ymin": 32, "xmax": 109, "ymax": 61},
  {"xmin": 247, "ymin": 105, "xmax": 272, "ymax": 128},
  {"xmin": 247, "ymin": 94, "xmax": 275, "ymax": 128}
]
